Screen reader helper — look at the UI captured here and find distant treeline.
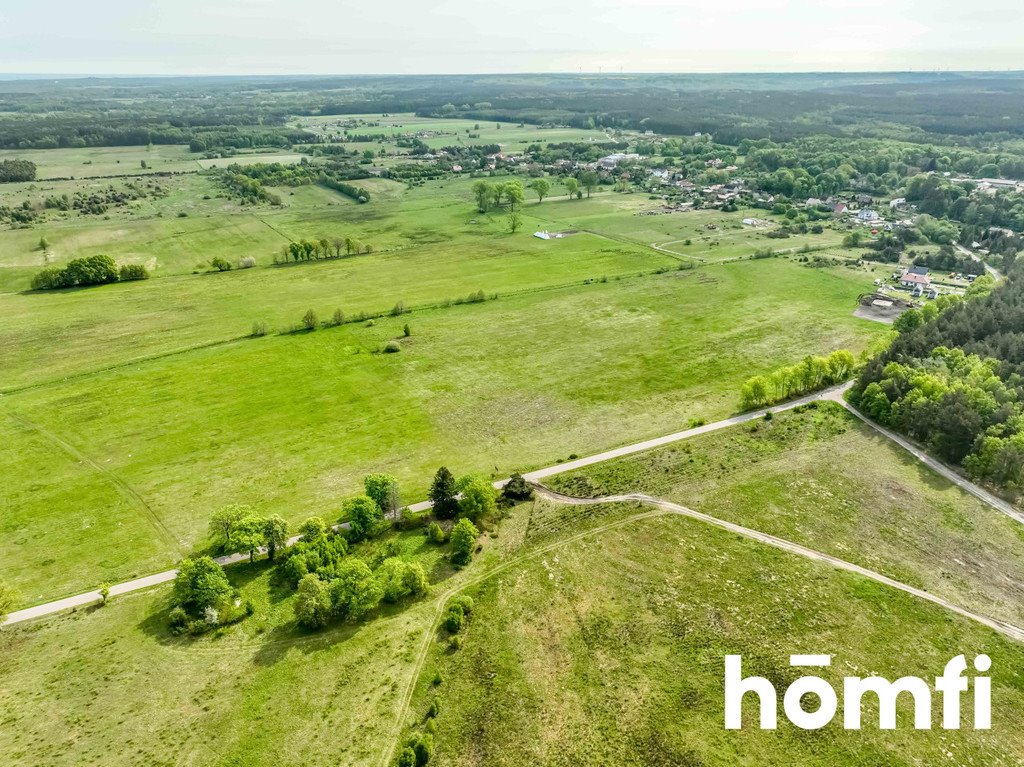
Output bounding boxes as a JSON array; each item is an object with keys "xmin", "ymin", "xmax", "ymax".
[{"xmin": 7, "ymin": 73, "xmax": 1024, "ymax": 153}]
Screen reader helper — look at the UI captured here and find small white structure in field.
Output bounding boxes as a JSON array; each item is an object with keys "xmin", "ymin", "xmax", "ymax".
[{"xmin": 533, "ymin": 231, "xmax": 564, "ymax": 240}]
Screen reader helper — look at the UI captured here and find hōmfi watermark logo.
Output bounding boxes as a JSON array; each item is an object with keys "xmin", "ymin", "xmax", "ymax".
[{"xmin": 725, "ymin": 653, "xmax": 991, "ymax": 730}]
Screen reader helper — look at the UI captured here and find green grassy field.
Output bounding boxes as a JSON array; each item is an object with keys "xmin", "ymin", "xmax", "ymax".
[
  {"xmin": 4, "ymin": 495, "xmax": 1022, "ymax": 767},
  {"xmin": 1, "ymin": 258, "xmax": 883, "ymax": 605},
  {"xmin": 406, "ymin": 504, "xmax": 1024, "ymax": 767},
  {"xmin": 550, "ymin": 403, "xmax": 1024, "ymax": 627},
  {"xmin": 0, "ymin": 523, "xmax": 460, "ymax": 767},
  {"xmin": 294, "ymin": 112, "xmax": 612, "ymax": 153},
  {"xmin": 0, "ymin": 144, "xmax": 202, "ymax": 179}
]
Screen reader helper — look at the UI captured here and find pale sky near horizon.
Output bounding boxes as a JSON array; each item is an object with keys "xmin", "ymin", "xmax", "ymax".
[{"xmin": 1, "ymin": 0, "xmax": 1022, "ymax": 76}]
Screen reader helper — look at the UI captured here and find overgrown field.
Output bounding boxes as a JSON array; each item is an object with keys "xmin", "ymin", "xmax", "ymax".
[
  {"xmin": 550, "ymin": 402, "xmax": 1024, "ymax": 627},
  {"xmin": 406, "ymin": 506, "xmax": 1024, "ymax": 766}
]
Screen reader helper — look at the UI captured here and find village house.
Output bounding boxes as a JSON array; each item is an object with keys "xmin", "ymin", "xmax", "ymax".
[
  {"xmin": 857, "ymin": 208, "xmax": 883, "ymax": 224},
  {"xmin": 832, "ymin": 202, "xmax": 849, "ymax": 217},
  {"xmin": 899, "ymin": 270, "xmax": 931, "ymax": 289}
]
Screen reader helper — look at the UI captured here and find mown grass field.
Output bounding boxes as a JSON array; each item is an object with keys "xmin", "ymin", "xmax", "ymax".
[
  {"xmin": 550, "ymin": 403, "xmax": 1024, "ymax": 627},
  {"xmin": 1, "ymin": 257, "xmax": 884, "ymax": 605},
  {"xmin": 406, "ymin": 504, "xmax": 1024, "ymax": 767},
  {"xmin": 0, "ymin": 144, "xmax": 202, "ymax": 179}
]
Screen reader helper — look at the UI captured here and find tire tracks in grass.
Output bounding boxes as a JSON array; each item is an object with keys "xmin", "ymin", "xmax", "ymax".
[
  {"xmin": 380, "ymin": 485, "xmax": 1024, "ymax": 767},
  {"xmin": 6, "ymin": 411, "xmax": 181, "ymax": 555}
]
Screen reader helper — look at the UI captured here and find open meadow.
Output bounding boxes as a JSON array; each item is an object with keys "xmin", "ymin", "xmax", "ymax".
[
  {"xmin": 1, "ymin": 256, "xmax": 884, "ymax": 605},
  {"xmin": 4, "ymin": 488, "xmax": 1023, "ymax": 767},
  {"xmin": 550, "ymin": 402, "xmax": 1024, "ymax": 627},
  {"xmin": 405, "ymin": 501, "xmax": 1024, "ymax": 767}
]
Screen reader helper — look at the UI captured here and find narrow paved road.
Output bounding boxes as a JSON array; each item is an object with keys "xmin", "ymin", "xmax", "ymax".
[
  {"xmin": 821, "ymin": 389, "xmax": 1024, "ymax": 525},
  {"xmin": 956, "ymin": 243, "xmax": 1002, "ymax": 281},
  {"xmin": 6, "ymin": 381, "xmax": 1021, "ymax": 626}
]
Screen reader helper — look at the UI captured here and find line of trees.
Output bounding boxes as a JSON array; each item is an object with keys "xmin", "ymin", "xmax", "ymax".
[
  {"xmin": 276, "ymin": 236, "xmax": 373, "ymax": 264},
  {"xmin": 30, "ymin": 255, "xmax": 149, "ymax": 291},
  {"xmin": 739, "ymin": 350, "xmax": 857, "ymax": 410}
]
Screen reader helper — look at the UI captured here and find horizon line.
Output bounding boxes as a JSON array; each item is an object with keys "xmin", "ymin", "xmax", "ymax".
[{"xmin": 2, "ymin": 68, "xmax": 1024, "ymax": 81}]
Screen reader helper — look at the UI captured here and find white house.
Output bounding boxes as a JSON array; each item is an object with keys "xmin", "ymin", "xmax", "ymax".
[{"xmin": 899, "ymin": 270, "xmax": 931, "ymax": 289}]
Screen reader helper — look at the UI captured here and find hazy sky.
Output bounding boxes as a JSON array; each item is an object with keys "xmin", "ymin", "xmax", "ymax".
[{"xmin": 1, "ymin": 0, "xmax": 1022, "ymax": 75}]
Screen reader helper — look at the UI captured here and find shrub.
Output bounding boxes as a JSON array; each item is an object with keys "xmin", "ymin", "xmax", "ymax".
[
  {"xmin": 426, "ymin": 521, "xmax": 445, "ymax": 544},
  {"xmin": 377, "ymin": 557, "xmax": 429, "ymax": 603},
  {"xmin": 500, "ymin": 473, "xmax": 533, "ymax": 503},
  {"xmin": 449, "ymin": 518, "xmax": 479, "ymax": 568},
  {"xmin": 449, "ymin": 594, "xmax": 473, "ymax": 615},
  {"xmin": 31, "ymin": 266, "xmax": 67, "ymax": 290},
  {"xmin": 390, "ymin": 301, "xmax": 406, "ymax": 316},
  {"xmin": 302, "ymin": 308, "xmax": 318, "ymax": 330},
  {"xmin": 403, "ymin": 323, "xmax": 411, "ymax": 337},
  {"xmin": 400, "ymin": 507, "xmax": 428, "ymax": 530},
  {"xmin": 210, "ymin": 256, "xmax": 232, "ymax": 271},
  {"xmin": 239, "ymin": 256, "xmax": 256, "ymax": 268},
  {"xmin": 445, "ymin": 605, "xmax": 464, "ymax": 633},
  {"xmin": 251, "ymin": 320, "xmax": 268, "ymax": 337},
  {"xmin": 384, "ymin": 340, "xmax": 401, "ymax": 353},
  {"xmin": 331, "ymin": 308, "xmax": 345, "ymax": 326},
  {"xmin": 168, "ymin": 606, "xmax": 188, "ymax": 631},
  {"xmin": 448, "ymin": 635, "xmax": 463, "ymax": 651},
  {"xmin": 118, "ymin": 263, "xmax": 150, "ymax": 281}
]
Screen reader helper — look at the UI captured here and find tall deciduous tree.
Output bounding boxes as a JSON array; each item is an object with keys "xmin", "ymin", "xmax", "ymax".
[
  {"xmin": 528, "ymin": 178, "xmax": 550, "ymax": 203},
  {"xmin": 580, "ymin": 171, "xmax": 599, "ymax": 198},
  {"xmin": 173, "ymin": 557, "xmax": 231, "ymax": 616},
  {"xmin": 364, "ymin": 473, "xmax": 401, "ymax": 520},
  {"xmin": 208, "ymin": 504, "xmax": 251, "ymax": 551},
  {"xmin": 263, "ymin": 515, "xmax": 288, "ymax": 561},
  {"xmin": 449, "ymin": 518, "xmax": 479, "ymax": 568},
  {"xmin": 345, "ymin": 495, "xmax": 385, "ymax": 541}
]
